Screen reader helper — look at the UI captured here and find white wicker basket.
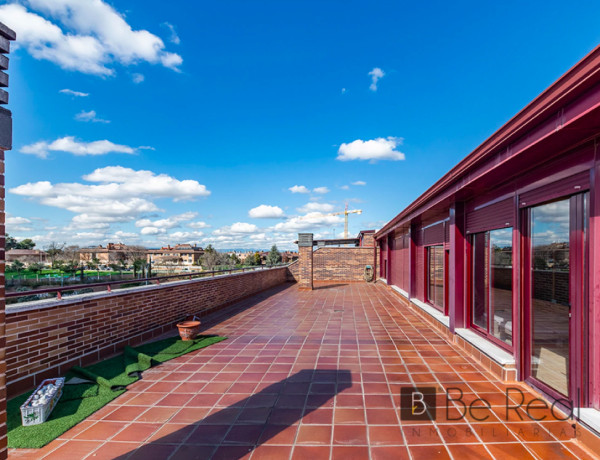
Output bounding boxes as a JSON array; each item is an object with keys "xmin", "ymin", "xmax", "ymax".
[{"xmin": 20, "ymin": 378, "xmax": 64, "ymax": 426}]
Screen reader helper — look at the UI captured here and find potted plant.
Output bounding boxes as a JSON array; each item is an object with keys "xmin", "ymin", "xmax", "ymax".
[{"xmin": 177, "ymin": 315, "xmax": 201, "ymax": 341}]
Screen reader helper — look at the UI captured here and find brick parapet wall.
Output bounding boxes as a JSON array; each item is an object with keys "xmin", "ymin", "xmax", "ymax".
[
  {"xmin": 5, "ymin": 267, "xmax": 288, "ymax": 397},
  {"xmin": 361, "ymin": 233, "xmax": 375, "ymax": 247},
  {"xmin": 298, "ymin": 246, "xmax": 313, "ymax": 289},
  {"xmin": 313, "ymin": 247, "xmax": 374, "ymax": 282},
  {"xmin": 286, "ymin": 259, "xmax": 299, "ymax": 282},
  {"xmin": 0, "ymin": 150, "xmax": 6, "ymax": 459}
]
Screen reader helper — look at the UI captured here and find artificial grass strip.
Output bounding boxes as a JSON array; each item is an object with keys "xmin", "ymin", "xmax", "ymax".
[{"xmin": 7, "ymin": 335, "xmax": 227, "ymax": 449}]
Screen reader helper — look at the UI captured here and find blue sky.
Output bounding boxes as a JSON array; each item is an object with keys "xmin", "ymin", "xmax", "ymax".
[{"xmin": 0, "ymin": 1, "xmax": 599, "ymax": 250}]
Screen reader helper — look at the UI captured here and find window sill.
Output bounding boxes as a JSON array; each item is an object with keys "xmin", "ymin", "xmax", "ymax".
[
  {"xmin": 455, "ymin": 328, "xmax": 515, "ymax": 365},
  {"xmin": 410, "ymin": 297, "xmax": 450, "ymax": 328}
]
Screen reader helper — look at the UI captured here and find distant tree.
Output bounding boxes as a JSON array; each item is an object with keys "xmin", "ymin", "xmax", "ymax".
[
  {"xmin": 29, "ymin": 262, "xmax": 44, "ymax": 275},
  {"xmin": 200, "ymin": 244, "xmax": 230, "ymax": 270},
  {"xmin": 245, "ymin": 252, "xmax": 262, "ymax": 266},
  {"xmin": 87, "ymin": 257, "xmax": 100, "ymax": 270},
  {"xmin": 6, "ymin": 234, "xmax": 17, "ymax": 250},
  {"xmin": 9, "ymin": 260, "xmax": 25, "ymax": 273},
  {"xmin": 62, "ymin": 261, "xmax": 79, "ymax": 277},
  {"xmin": 229, "ymin": 253, "xmax": 241, "ymax": 266},
  {"xmin": 52, "ymin": 260, "xmax": 65, "ymax": 271},
  {"xmin": 108, "ymin": 263, "xmax": 122, "ymax": 273},
  {"xmin": 132, "ymin": 258, "xmax": 146, "ymax": 278},
  {"xmin": 266, "ymin": 245, "xmax": 282, "ymax": 265},
  {"xmin": 16, "ymin": 238, "xmax": 36, "ymax": 250},
  {"xmin": 6, "ymin": 235, "xmax": 36, "ymax": 250},
  {"xmin": 45, "ymin": 242, "xmax": 66, "ymax": 266},
  {"xmin": 244, "ymin": 253, "xmax": 256, "ymax": 266}
]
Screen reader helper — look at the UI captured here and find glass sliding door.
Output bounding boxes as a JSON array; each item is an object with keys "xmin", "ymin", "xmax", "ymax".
[
  {"xmin": 529, "ymin": 198, "xmax": 570, "ymax": 396},
  {"xmin": 470, "ymin": 228, "xmax": 513, "ymax": 346},
  {"xmin": 427, "ymin": 245, "xmax": 444, "ymax": 310}
]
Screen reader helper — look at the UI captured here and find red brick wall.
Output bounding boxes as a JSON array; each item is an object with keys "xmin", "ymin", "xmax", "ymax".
[
  {"xmin": 286, "ymin": 260, "xmax": 299, "ymax": 282},
  {"xmin": 298, "ymin": 246, "xmax": 313, "ymax": 289},
  {"xmin": 5, "ymin": 267, "xmax": 288, "ymax": 397},
  {"xmin": 361, "ymin": 232, "xmax": 375, "ymax": 247},
  {"xmin": 313, "ymin": 247, "xmax": 374, "ymax": 281},
  {"xmin": 0, "ymin": 150, "xmax": 6, "ymax": 459}
]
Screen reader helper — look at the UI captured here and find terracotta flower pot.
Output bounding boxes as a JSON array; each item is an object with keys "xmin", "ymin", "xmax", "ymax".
[{"xmin": 177, "ymin": 320, "xmax": 201, "ymax": 341}]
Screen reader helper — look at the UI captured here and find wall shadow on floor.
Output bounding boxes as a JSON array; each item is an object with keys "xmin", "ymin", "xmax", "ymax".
[
  {"xmin": 313, "ymin": 283, "xmax": 349, "ymax": 290},
  {"xmin": 115, "ymin": 368, "xmax": 352, "ymax": 460},
  {"xmin": 197, "ymin": 282, "xmax": 295, "ymax": 334}
]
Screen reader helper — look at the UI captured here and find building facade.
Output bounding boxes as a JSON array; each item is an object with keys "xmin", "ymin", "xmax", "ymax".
[
  {"xmin": 147, "ymin": 244, "xmax": 204, "ymax": 267},
  {"xmin": 79, "ymin": 243, "xmax": 133, "ymax": 265},
  {"xmin": 375, "ymin": 46, "xmax": 600, "ymax": 425},
  {"xmin": 6, "ymin": 249, "xmax": 47, "ymax": 265}
]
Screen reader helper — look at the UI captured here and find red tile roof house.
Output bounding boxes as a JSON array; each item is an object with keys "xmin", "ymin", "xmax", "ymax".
[{"xmin": 1, "ymin": 20, "xmax": 600, "ymax": 459}]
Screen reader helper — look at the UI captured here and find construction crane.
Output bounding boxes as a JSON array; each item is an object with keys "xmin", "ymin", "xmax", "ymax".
[
  {"xmin": 297, "ymin": 203, "xmax": 362, "ymax": 238},
  {"xmin": 327, "ymin": 203, "xmax": 362, "ymax": 238}
]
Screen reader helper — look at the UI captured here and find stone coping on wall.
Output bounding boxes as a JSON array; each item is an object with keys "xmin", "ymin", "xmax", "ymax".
[
  {"xmin": 410, "ymin": 296, "xmax": 450, "ymax": 328},
  {"xmin": 390, "ymin": 284, "xmax": 408, "ymax": 299},
  {"xmin": 578, "ymin": 408, "xmax": 600, "ymax": 439},
  {"xmin": 6, "ymin": 267, "xmax": 287, "ymax": 314},
  {"xmin": 454, "ymin": 328, "xmax": 515, "ymax": 366}
]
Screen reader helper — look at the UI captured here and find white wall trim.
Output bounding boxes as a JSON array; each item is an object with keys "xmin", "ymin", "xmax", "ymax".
[
  {"xmin": 410, "ymin": 297, "xmax": 450, "ymax": 328},
  {"xmin": 577, "ymin": 408, "xmax": 600, "ymax": 436},
  {"xmin": 455, "ymin": 328, "xmax": 515, "ymax": 365},
  {"xmin": 390, "ymin": 285, "xmax": 409, "ymax": 299}
]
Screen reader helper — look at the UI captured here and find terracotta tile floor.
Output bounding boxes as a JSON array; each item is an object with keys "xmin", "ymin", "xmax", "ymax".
[{"xmin": 9, "ymin": 283, "xmax": 600, "ymax": 459}]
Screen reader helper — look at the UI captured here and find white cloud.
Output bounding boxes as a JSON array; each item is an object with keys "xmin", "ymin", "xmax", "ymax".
[
  {"xmin": 168, "ymin": 231, "xmax": 205, "ymax": 242},
  {"xmin": 313, "ymin": 186, "xmax": 330, "ymax": 194},
  {"xmin": 296, "ymin": 202, "xmax": 335, "ymax": 214},
  {"xmin": 352, "ymin": 180, "xmax": 367, "ymax": 186},
  {"xmin": 59, "ymin": 88, "xmax": 88, "ymax": 97},
  {"xmin": 6, "ymin": 216, "xmax": 33, "ymax": 233},
  {"xmin": 21, "ymin": 136, "xmax": 137, "ymax": 158},
  {"xmin": 248, "ymin": 205, "xmax": 284, "ymax": 219},
  {"xmin": 213, "ymin": 222, "xmax": 258, "ymax": 236},
  {"xmin": 135, "ymin": 212, "xmax": 197, "ymax": 235},
  {"xmin": 75, "ymin": 110, "xmax": 110, "ymax": 123},
  {"xmin": 188, "ymin": 221, "xmax": 210, "ymax": 229},
  {"xmin": 141, "ymin": 226, "xmax": 164, "ymax": 235},
  {"xmin": 162, "ymin": 22, "xmax": 180, "ymax": 45},
  {"xmin": 337, "ymin": 137, "xmax": 405, "ymax": 162},
  {"xmin": 83, "ymin": 166, "xmax": 210, "ymax": 200},
  {"xmin": 289, "ymin": 185, "xmax": 310, "ymax": 194},
  {"xmin": 340, "ymin": 185, "xmax": 350, "ymax": 190},
  {"xmin": 368, "ymin": 67, "xmax": 385, "ymax": 91},
  {"xmin": 0, "ymin": 1, "xmax": 182, "ymax": 76},
  {"xmin": 10, "ymin": 166, "xmax": 210, "ymax": 233},
  {"xmin": 132, "ymin": 73, "xmax": 144, "ymax": 84},
  {"xmin": 274, "ymin": 212, "xmax": 343, "ymax": 233},
  {"xmin": 6, "ymin": 216, "xmax": 31, "ymax": 225}
]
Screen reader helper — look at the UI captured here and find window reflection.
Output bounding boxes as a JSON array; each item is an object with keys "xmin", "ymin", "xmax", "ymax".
[{"xmin": 471, "ymin": 228, "xmax": 513, "ymax": 346}]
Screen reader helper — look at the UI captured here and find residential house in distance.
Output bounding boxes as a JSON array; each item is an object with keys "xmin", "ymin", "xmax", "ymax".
[
  {"xmin": 6, "ymin": 249, "xmax": 47, "ymax": 266},
  {"xmin": 147, "ymin": 244, "xmax": 204, "ymax": 267},
  {"xmin": 281, "ymin": 251, "xmax": 299, "ymax": 263},
  {"xmin": 79, "ymin": 243, "xmax": 131, "ymax": 266}
]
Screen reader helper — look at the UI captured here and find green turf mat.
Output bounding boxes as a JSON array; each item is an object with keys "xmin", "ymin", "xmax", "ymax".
[{"xmin": 7, "ymin": 335, "xmax": 226, "ymax": 449}]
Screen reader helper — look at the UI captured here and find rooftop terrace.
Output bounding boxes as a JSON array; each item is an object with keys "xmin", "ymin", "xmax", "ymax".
[{"xmin": 10, "ymin": 282, "xmax": 598, "ymax": 460}]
